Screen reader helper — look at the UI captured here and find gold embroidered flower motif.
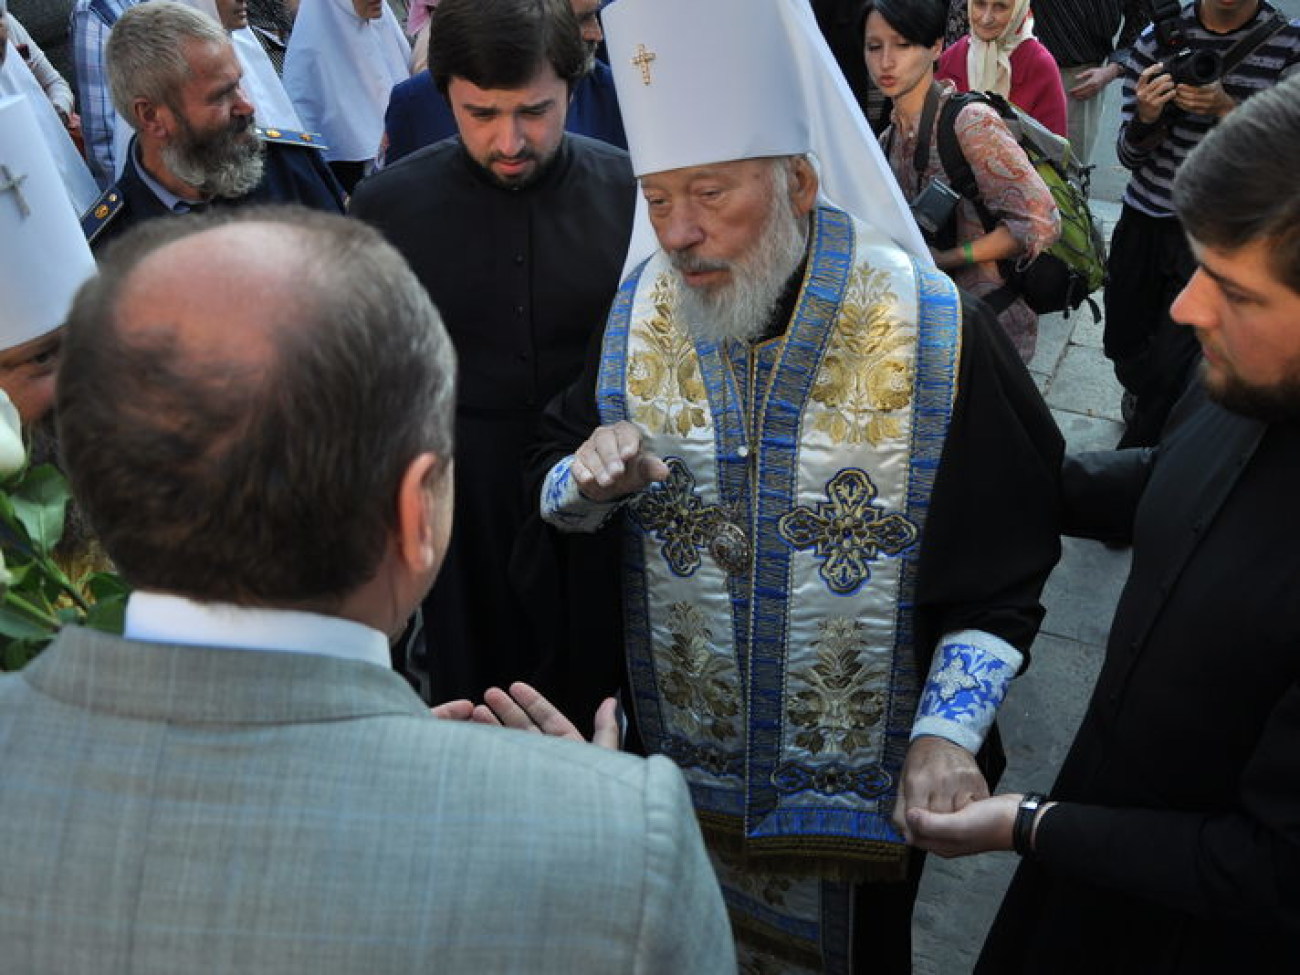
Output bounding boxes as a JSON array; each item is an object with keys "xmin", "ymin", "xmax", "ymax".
[
  {"xmin": 778, "ymin": 468, "xmax": 918, "ymax": 595},
  {"xmin": 658, "ymin": 602, "xmax": 741, "ymax": 742},
  {"xmin": 628, "ymin": 274, "xmax": 708, "ymax": 436},
  {"xmin": 716, "ymin": 850, "xmax": 793, "ymax": 909},
  {"xmin": 811, "ymin": 265, "xmax": 915, "ymax": 446},
  {"xmin": 786, "ymin": 617, "xmax": 889, "ymax": 756}
]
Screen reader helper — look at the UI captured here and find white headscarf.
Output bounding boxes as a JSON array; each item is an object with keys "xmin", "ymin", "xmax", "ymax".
[
  {"xmin": 605, "ymin": 0, "xmax": 930, "ymax": 273},
  {"xmin": 966, "ymin": 0, "xmax": 1035, "ymax": 98},
  {"xmin": 0, "ymin": 35, "xmax": 98, "ymax": 213},
  {"xmin": 283, "ymin": 0, "xmax": 411, "ymax": 163}
]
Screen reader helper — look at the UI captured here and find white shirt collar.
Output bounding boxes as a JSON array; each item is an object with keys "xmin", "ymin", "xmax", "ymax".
[{"xmin": 123, "ymin": 591, "xmax": 391, "ymax": 670}]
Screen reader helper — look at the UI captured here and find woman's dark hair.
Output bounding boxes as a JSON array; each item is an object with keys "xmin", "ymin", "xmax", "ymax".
[{"xmin": 859, "ymin": 0, "xmax": 947, "ymax": 47}]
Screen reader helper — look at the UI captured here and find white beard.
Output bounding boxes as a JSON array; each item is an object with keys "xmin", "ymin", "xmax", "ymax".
[
  {"xmin": 670, "ymin": 177, "xmax": 809, "ymax": 347},
  {"xmin": 163, "ymin": 114, "xmax": 266, "ymax": 200}
]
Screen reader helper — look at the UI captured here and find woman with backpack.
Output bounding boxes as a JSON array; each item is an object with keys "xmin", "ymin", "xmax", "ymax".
[
  {"xmin": 863, "ymin": 0, "xmax": 1060, "ymax": 361},
  {"xmin": 937, "ymin": 0, "xmax": 1068, "ymax": 137}
]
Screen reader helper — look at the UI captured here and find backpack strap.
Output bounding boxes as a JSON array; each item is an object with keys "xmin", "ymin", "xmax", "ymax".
[{"xmin": 910, "ymin": 82, "xmax": 944, "ymax": 182}]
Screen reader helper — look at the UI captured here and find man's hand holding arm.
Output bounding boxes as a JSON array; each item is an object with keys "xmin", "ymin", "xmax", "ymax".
[{"xmin": 906, "ymin": 793, "xmax": 1057, "ymax": 859}]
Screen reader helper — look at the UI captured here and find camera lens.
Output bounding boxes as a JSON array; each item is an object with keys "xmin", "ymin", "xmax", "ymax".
[{"xmin": 1170, "ymin": 48, "xmax": 1223, "ymax": 86}]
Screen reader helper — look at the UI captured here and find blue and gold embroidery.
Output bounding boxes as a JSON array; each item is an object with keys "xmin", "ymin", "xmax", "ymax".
[
  {"xmin": 662, "ymin": 735, "xmax": 745, "ymax": 778},
  {"xmin": 810, "ymin": 265, "xmax": 915, "ymax": 447},
  {"xmin": 778, "ymin": 469, "xmax": 918, "ymax": 595},
  {"xmin": 771, "ymin": 760, "xmax": 894, "ymax": 800},
  {"xmin": 628, "ymin": 458, "xmax": 726, "ymax": 575},
  {"xmin": 627, "ymin": 275, "xmax": 709, "ymax": 436},
  {"xmin": 657, "ymin": 602, "xmax": 742, "ymax": 743},
  {"xmin": 786, "ymin": 617, "xmax": 887, "ymax": 755}
]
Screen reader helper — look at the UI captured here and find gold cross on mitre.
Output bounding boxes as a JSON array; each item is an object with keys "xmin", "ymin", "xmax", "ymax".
[{"xmin": 631, "ymin": 43, "xmax": 657, "ymax": 85}]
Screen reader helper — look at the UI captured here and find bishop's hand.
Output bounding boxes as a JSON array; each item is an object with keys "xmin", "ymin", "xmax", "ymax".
[{"xmin": 571, "ymin": 420, "xmax": 669, "ymax": 503}]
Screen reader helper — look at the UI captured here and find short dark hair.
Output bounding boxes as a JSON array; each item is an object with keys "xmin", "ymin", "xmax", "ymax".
[
  {"xmin": 428, "ymin": 0, "xmax": 588, "ymax": 96},
  {"xmin": 1174, "ymin": 74, "xmax": 1300, "ymax": 295},
  {"xmin": 56, "ymin": 207, "xmax": 457, "ymax": 610},
  {"xmin": 860, "ymin": 0, "xmax": 947, "ymax": 48}
]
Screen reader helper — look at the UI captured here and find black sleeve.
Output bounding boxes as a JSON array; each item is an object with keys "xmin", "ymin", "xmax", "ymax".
[
  {"xmin": 1036, "ymin": 680, "xmax": 1300, "ymax": 935},
  {"xmin": 913, "ymin": 292, "xmax": 1065, "ymax": 662},
  {"xmin": 524, "ymin": 319, "xmax": 606, "ymax": 498},
  {"xmin": 1060, "ymin": 447, "xmax": 1153, "ymax": 542}
]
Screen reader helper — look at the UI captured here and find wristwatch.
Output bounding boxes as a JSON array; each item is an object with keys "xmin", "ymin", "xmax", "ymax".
[{"xmin": 1013, "ymin": 792, "xmax": 1048, "ymax": 857}]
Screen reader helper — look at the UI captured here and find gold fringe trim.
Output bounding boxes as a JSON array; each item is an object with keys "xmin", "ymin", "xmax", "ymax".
[{"xmin": 698, "ymin": 813, "xmax": 911, "ymax": 884}]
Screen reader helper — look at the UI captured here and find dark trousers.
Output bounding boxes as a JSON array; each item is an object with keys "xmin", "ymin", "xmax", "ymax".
[
  {"xmin": 1103, "ymin": 205, "xmax": 1201, "ymax": 448},
  {"xmin": 851, "ymin": 851, "xmax": 926, "ymax": 974}
]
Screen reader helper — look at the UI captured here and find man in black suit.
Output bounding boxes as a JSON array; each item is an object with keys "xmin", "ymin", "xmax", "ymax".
[
  {"xmin": 82, "ymin": 1, "xmax": 343, "ymax": 251},
  {"xmin": 904, "ymin": 73, "xmax": 1300, "ymax": 974}
]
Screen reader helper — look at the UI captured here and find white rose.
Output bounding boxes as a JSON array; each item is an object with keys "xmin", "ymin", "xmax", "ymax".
[{"xmin": 0, "ymin": 389, "xmax": 27, "ymax": 477}]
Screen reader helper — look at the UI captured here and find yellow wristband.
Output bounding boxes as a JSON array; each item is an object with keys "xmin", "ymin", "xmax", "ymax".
[{"xmin": 962, "ymin": 241, "xmax": 975, "ymax": 265}]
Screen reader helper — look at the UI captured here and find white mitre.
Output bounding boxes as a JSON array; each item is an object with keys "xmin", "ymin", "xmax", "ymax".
[
  {"xmin": 0, "ymin": 20, "xmax": 98, "ymax": 213},
  {"xmin": 0, "ymin": 95, "xmax": 97, "ymax": 351},
  {"xmin": 603, "ymin": 0, "xmax": 931, "ymax": 269}
]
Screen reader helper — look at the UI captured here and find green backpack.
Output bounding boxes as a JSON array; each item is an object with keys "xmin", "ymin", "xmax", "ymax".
[{"xmin": 936, "ymin": 90, "xmax": 1108, "ymax": 319}]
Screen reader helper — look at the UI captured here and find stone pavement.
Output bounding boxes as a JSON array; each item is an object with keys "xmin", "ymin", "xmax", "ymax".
[{"xmin": 912, "ymin": 198, "xmax": 1136, "ymax": 975}]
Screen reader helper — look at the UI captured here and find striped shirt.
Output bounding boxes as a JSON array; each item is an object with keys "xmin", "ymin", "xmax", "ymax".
[
  {"xmin": 68, "ymin": 0, "xmax": 137, "ymax": 189},
  {"xmin": 1118, "ymin": 1, "xmax": 1300, "ymax": 218},
  {"xmin": 1033, "ymin": 0, "xmax": 1150, "ymax": 68}
]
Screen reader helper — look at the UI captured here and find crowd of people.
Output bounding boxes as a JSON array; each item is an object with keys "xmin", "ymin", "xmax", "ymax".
[{"xmin": 2, "ymin": 0, "xmax": 1300, "ymax": 972}]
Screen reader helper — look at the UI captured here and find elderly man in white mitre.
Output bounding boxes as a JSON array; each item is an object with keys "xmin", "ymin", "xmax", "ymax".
[{"xmin": 533, "ymin": 0, "xmax": 1064, "ymax": 970}]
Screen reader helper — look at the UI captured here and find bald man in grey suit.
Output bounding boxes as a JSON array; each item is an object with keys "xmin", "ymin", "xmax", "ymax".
[{"xmin": 0, "ymin": 208, "xmax": 733, "ymax": 974}]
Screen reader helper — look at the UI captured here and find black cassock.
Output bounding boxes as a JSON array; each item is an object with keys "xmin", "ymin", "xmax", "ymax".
[
  {"xmin": 351, "ymin": 134, "xmax": 635, "ymax": 724},
  {"xmin": 980, "ymin": 388, "xmax": 1300, "ymax": 974}
]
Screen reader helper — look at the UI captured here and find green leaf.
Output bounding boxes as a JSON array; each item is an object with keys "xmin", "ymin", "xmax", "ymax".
[
  {"xmin": 0, "ymin": 604, "xmax": 56, "ymax": 641},
  {"xmin": 85, "ymin": 573, "xmax": 132, "ymax": 602},
  {"xmin": 83, "ymin": 593, "xmax": 127, "ymax": 635},
  {"xmin": 4, "ymin": 563, "xmax": 31, "ymax": 587},
  {"xmin": 1, "ymin": 638, "xmax": 46, "ymax": 671},
  {"xmin": 9, "ymin": 465, "xmax": 70, "ymax": 555}
]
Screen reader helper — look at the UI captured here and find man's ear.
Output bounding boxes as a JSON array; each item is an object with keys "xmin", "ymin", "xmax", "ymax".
[
  {"xmin": 395, "ymin": 451, "xmax": 444, "ymax": 573},
  {"xmin": 133, "ymin": 99, "xmax": 172, "ymax": 141},
  {"xmin": 789, "ymin": 156, "xmax": 820, "ymax": 218}
]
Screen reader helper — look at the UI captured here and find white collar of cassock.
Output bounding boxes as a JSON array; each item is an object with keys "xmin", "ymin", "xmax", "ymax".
[{"xmin": 123, "ymin": 591, "xmax": 391, "ymax": 669}]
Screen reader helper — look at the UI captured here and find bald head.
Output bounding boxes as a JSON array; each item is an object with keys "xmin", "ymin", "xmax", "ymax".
[
  {"xmin": 57, "ymin": 208, "xmax": 457, "ymax": 609},
  {"xmin": 117, "ymin": 221, "xmax": 302, "ymax": 379}
]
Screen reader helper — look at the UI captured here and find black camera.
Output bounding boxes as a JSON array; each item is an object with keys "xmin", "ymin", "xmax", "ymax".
[
  {"xmin": 1162, "ymin": 46, "xmax": 1223, "ymax": 86},
  {"xmin": 910, "ymin": 178, "xmax": 961, "ymax": 237},
  {"xmin": 1148, "ymin": 0, "xmax": 1222, "ymax": 86}
]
